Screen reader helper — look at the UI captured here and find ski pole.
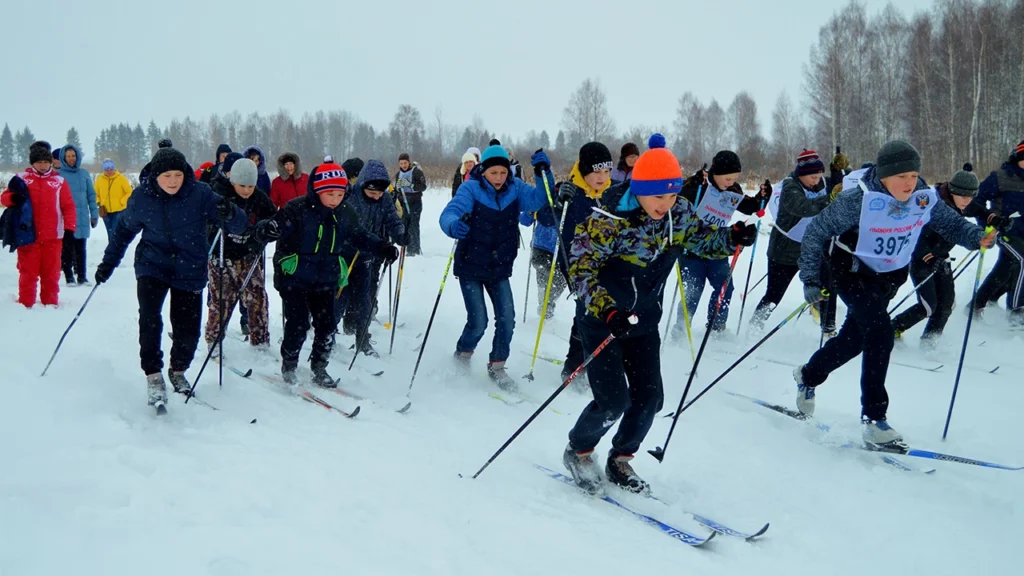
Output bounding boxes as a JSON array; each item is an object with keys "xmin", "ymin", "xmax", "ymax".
[
  {"xmin": 335, "ymin": 252, "xmax": 360, "ymax": 300},
  {"xmin": 471, "ymin": 331, "xmax": 620, "ymax": 479},
  {"xmin": 649, "ymin": 243, "xmax": 743, "ymax": 463},
  {"xmin": 741, "ymin": 272, "xmax": 768, "ymax": 303},
  {"xmin": 523, "ymin": 206, "xmax": 570, "ymax": 381},
  {"xmin": 207, "ymin": 229, "xmax": 221, "ymax": 257},
  {"xmin": 349, "ymin": 264, "xmax": 391, "ymax": 371},
  {"xmin": 886, "ymin": 254, "xmax": 973, "ymax": 315},
  {"xmin": 388, "ymin": 246, "xmax": 406, "ymax": 355},
  {"xmin": 218, "ymin": 224, "xmax": 226, "ymax": 387},
  {"xmin": 408, "ymin": 240, "xmax": 457, "ymax": 394},
  {"xmin": 735, "ymin": 200, "xmax": 766, "ymax": 336},
  {"xmin": 676, "ymin": 261, "xmax": 696, "ymax": 364},
  {"xmin": 663, "ymin": 301, "xmax": 811, "ymax": 419},
  {"xmin": 523, "ymin": 222, "xmax": 534, "ymax": 324},
  {"xmin": 952, "ymin": 250, "xmax": 979, "ymax": 281},
  {"xmin": 40, "ymin": 283, "xmax": 100, "ymax": 377},
  {"xmin": 661, "ymin": 275, "xmax": 679, "ymax": 350},
  {"xmin": 186, "ymin": 252, "xmax": 264, "ymax": 403},
  {"xmin": 388, "ymin": 260, "xmax": 393, "ymax": 326},
  {"xmin": 943, "ymin": 231, "xmax": 993, "ymax": 440}
]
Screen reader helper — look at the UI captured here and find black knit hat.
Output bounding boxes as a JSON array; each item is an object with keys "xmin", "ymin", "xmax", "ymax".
[
  {"xmin": 149, "ymin": 148, "xmax": 189, "ymax": 178},
  {"xmin": 709, "ymin": 150, "xmax": 742, "ymax": 175},
  {"xmin": 158, "ymin": 138, "xmax": 173, "ymax": 149},
  {"xmin": 620, "ymin": 142, "xmax": 640, "ymax": 159},
  {"xmin": 875, "ymin": 140, "xmax": 921, "ymax": 179},
  {"xmin": 29, "ymin": 141, "xmax": 52, "ymax": 164},
  {"xmin": 489, "ymin": 138, "xmax": 501, "ymax": 146},
  {"xmin": 578, "ymin": 142, "xmax": 613, "ymax": 177},
  {"xmin": 948, "ymin": 169, "xmax": 980, "ymax": 197},
  {"xmin": 342, "ymin": 158, "xmax": 364, "ymax": 180}
]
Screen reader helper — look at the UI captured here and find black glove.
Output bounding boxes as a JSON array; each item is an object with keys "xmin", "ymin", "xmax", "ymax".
[
  {"xmin": 253, "ymin": 219, "xmax": 281, "ymax": 243},
  {"xmin": 376, "ymin": 242, "xmax": 400, "ymax": 264},
  {"xmin": 95, "ymin": 261, "xmax": 114, "ymax": 284},
  {"xmin": 556, "ymin": 182, "xmax": 576, "ymax": 209},
  {"xmin": 686, "ymin": 164, "xmax": 708, "ymax": 187},
  {"xmin": 395, "ymin": 231, "xmax": 410, "ymax": 247},
  {"xmin": 216, "ymin": 197, "xmax": 234, "ymax": 222},
  {"xmin": 605, "ymin": 309, "xmax": 638, "ymax": 338},
  {"xmin": 91, "ymin": 218, "xmax": 98, "ymax": 229},
  {"xmin": 730, "ymin": 223, "xmax": 757, "ymax": 246},
  {"xmin": 759, "ymin": 179, "xmax": 772, "ymax": 199},
  {"xmin": 987, "ymin": 214, "xmax": 1011, "ymax": 232},
  {"xmin": 7, "ymin": 176, "xmax": 28, "ymax": 206}
]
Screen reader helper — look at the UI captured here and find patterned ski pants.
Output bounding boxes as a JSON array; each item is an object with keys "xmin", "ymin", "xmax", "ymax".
[{"xmin": 205, "ymin": 256, "xmax": 270, "ymax": 346}]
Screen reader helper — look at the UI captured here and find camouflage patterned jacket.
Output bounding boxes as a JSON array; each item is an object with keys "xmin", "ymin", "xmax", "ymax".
[{"xmin": 568, "ymin": 184, "xmax": 736, "ymax": 335}]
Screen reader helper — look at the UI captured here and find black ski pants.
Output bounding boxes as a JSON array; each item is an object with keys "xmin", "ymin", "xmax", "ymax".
[
  {"xmin": 280, "ymin": 288, "xmax": 335, "ymax": 370},
  {"xmin": 61, "ymin": 231, "xmax": 86, "ymax": 283},
  {"xmin": 406, "ymin": 194, "xmax": 423, "ymax": 256},
  {"xmin": 568, "ymin": 325, "xmax": 664, "ymax": 458},
  {"xmin": 892, "ymin": 260, "xmax": 955, "ymax": 337},
  {"xmin": 138, "ymin": 276, "xmax": 202, "ymax": 376},
  {"xmin": 977, "ymin": 236, "xmax": 1024, "ymax": 310}
]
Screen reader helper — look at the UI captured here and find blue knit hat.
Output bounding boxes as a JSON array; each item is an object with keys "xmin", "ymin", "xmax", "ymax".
[
  {"xmin": 480, "ymin": 145, "xmax": 511, "ymax": 172},
  {"xmin": 102, "ymin": 159, "xmax": 116, "ymax": 171}
]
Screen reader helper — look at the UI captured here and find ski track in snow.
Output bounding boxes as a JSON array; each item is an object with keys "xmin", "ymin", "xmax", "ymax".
[{"xmin": 1, "ymin": 188, "xmax": 1021, "ymax": 575}]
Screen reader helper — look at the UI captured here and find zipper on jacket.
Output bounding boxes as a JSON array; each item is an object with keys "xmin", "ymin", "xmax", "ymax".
[
  {"xmin": 330, "ymin": 215, "xmax": 337, "ymax": 252},
  {"xmin": 315, "ymin": 224, "xmax": 323, "ymax": 253}
]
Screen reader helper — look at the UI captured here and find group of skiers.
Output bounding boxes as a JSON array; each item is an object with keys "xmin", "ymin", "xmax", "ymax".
[{"xmin": 2, "ymin": 129, "xmax": 1022, "ymax": 494}]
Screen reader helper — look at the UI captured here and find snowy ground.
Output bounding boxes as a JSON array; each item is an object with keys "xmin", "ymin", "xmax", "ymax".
[{"xmin": 1, "ymin": 188, "xmax": 1022, "ymax": 575}]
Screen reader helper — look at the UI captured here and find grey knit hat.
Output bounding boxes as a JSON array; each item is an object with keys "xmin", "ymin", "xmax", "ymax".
[
  {"xmin": 229, "ymin": 158, "xmax": 258, "ymax": 187},
  {"xmin": 948, "ymin": 169, "xmax": 980, "ymax": 197},
  {"xmin": 875, "ymin": 140, "xmax": 921, "ymax": 179}
]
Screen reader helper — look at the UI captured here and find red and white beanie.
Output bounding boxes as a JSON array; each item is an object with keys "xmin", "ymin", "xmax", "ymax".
[{"xmin": 312, "ymin": 163, "xmax": 349, "ymax": 194}]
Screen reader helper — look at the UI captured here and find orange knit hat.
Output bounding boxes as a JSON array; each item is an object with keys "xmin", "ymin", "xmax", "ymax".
[{"xmin": 630, "ymin": 134, "xmax": 682, "ymax": 196}]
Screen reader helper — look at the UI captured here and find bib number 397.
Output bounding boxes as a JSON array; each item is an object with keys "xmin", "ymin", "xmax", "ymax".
[{"xmin": 874, "ymin": 232, "xmax": 912, "ymax": 257}]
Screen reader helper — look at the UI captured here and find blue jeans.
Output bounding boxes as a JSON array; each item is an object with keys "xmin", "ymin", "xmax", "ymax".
[
  {"xmin": 675, "ymin": 254, "xmax": 733, "ymax": 333},
  {"xmin": 456, "ymin": 277, "xmax": 515, "ymax": 362},
  {"xmin": 102, "ymin": 212, "xmax": 120, "ymax": 236}
]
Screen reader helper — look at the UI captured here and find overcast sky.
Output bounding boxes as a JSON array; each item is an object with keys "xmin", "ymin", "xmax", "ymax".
[{"xmin": 0, "ymin": 0, "xmax": 936, "ymax": 159}]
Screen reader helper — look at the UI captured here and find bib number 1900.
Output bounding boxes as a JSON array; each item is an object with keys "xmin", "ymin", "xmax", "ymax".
[{"xmin": 874, "ymin": 233, "xmax": 912, "ymax": 257}]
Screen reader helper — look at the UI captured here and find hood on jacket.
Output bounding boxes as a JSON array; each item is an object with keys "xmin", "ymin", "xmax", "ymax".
[
  {"xmin": 215, "ymin": 143, "xmax": 232, "ymax": 161},
  {"xmin": 58, "ymin": 144, "xmax": 83, "ymax": 171},
  {"xmin": 242, "ymin": 145, "xmax": 267, "ymax": 175},
  {"xmin": 1001, "ymin": 161, "xmax": 1024, "ymax": 179},
  {"xmin": 569, "ymin": 161, "xmax": 612, "ymax": 200},
  {"xmin": 277, "ymin": 152, "xmax": 303, "ymax": 181},
  {"xmin": 359, "ymin": 159, "xmax": 390, "ymax": 188}
]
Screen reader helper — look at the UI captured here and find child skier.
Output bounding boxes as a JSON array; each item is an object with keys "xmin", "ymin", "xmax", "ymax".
[
  {"xmin": 264, "ymin": 162, "xmax": 398, "ymax": 386},
  {"xmin": 671, "ymin": 150, "xmax": 769, "ymax": 339},
  {"xmin": 94, "ymin": 147, "xmax": 249, "ymax": 410},
  {"xmin": 562, "ymin": 135, "xmax": 756, "ymax": 494},
  {"xmin": 795, "ymin": 141, "xmax": 995, "ymax": 449},
  {"xmin": 337, "ymin": 159, "xmax": 406, "ymax": 357},
  {"xmin": 892, "ymin": 167, "xmax": 1001, "ymax": 347},
  {"xmin": 0, "ymin": 141, "xmax": 77, "ymax": 308},
  {"xmin": 751, "ymin": 149, "xmax": 838, "ymax": 336},
  {"xmin": 439, "ymin": 145, "xmax": 554, "ymax": 390},
  {"xmin": 204, "ymin": 158, "xmax": 278, "ymax": 352}
]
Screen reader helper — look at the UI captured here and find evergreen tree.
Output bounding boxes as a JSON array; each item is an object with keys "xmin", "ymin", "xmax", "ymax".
[
  {"xmin": 15, "ymin": 127, "xmax": 35, "ymax": 164},
  {"xmin": 0, "ymin": 123, "xmax": 14, "ymax": 168},
  {"xmin": 555, "ymin": 130, "xmax": 566, "ymax": 151},
  {"xmin": 146, "ymin": 120, "xmax": 162, "ymax": 155},
  {"xmin": 65, "ymin": 127, "xmax": 82, "ymax": 152},
  {"xmin": 539, "ymin": 130, "xmax": 550, "ymax": 150}
]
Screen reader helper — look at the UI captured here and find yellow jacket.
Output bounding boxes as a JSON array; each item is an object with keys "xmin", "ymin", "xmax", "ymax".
[{"xmin": 94, "ymin": 171, "xmax": 134, "ymax": 213}]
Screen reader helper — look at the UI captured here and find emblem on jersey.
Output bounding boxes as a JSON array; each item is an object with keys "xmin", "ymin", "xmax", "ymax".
[
  {"xmin": 887, "ymin": 199, "xmax": 911, "ymax": 221},
  {"xmin": 869, "ymin": 198, "xmax": 886, "ymax": 211},
  {"xmin": 915, "ymin": 192, "xmax": 930, "ymax": 209},
  {"xmin": 720, "ymin": 194, "xmax": 740, "ymax": 208}
]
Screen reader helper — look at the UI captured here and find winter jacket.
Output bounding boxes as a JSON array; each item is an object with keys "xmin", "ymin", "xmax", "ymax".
[
  {"xmin": 101, "ymin": 171, "xmax": 249, "ymax": 291},
  {"xmin": 915, "ymin": 183, "xmax": 993, "ymax": 263},
  {"xmin": 241, "ymin": 145, "xmax": 273, "ymax": 194},
  {"xmin": 766, "ymin": 172, "xmax": 830, "ymax": 266},
  {"xmin": 680, "ymin": 174, "xmax": 761, "ymax": 259},
  {"xmin": 209, "ymin": 174, "xmax": 278, "ymax": 261},
  {"xmin": 57, "ymin": 145, "xmax": 98, "ymax": 240},
  {"xmin": 393, "ymin": 164, "xmax": 427, "ymax": 198},
  {"xmin": 347, "ymin": 160, "xmax": 406, "ymax": 246},
  {"xmin": 270, "ymin": 152, "xmax": 309, "ymax": 208},
  {"xmin": 973, "ymin": 161, "xmax": 1024, "ymax": 238},
  {"xmin": 0, "ymin": 168, "xmax": 77, "ymax": 242},
  {"xmin": 568, "ymin": 183, "xmax": 735, "ymax": 335},
  {"xmin": 452, "ymin": 165, "xmax": 468, "ymax": 198},
  {"xmin": 519, "ymin": 210, "xmax": 558, "ymax": 254},
  {"xmin": 799, "ymin": 168, "xmax": 986, "ymax": 291},
  {"xmin": 269, "ymin": 182, "xmax": 383, "ymax": 293},
  {"xmin": 94, "ymin": 170, "xmax": 134, "ymax": 214},
  {"xmin": 610, "ymin": 166, "xmax": 631, "ymax": 184},
  {"xmin": 440, "ymin": 164, "xmax": 554, "ymax": 282},
  {"xmin": 200, "ymin": 144, "xmax": 232, "ymax": 183}
]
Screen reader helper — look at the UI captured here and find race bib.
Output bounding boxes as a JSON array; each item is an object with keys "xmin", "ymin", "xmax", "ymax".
[
  {"xmin": 397, "ymin": 169, "xmax": 414, "ymax": 194},
  {"xmin": 695, "ymin": 184, "xmax": 744, "ymax": 228},
  {"xmin": 853, "ymin": 182, "xmax": 936, "ymax": 273},
  {"xmin": 842, "ymin": 168, "xmax": 868, "ymax": 193},
  {"xmin": 768, "ymin": 179, "xmax": 827, "ymax": 242}
]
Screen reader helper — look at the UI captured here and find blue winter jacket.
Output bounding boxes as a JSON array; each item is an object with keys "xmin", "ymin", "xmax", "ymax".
[
  {"xmin": 242, "ymin": 145, "xmax": 273, "ymax": 195},
  {"xmin": 519, "ymin": 210, "xmax": 558, "ymax": 254},
  {"xmin": 975, "ymin": 161, "xmax": 1024, "ymax": 238},
  {"xmin": 101, "ymin": 171, "xmax": 248, "ymax": 291},
  {"xmin": 56, "ymin": 145, "xmax": 98, "ymax": 239},
  {"xmin": 440, "ymin": 165, "xmax": 554, "ymax": 282}
]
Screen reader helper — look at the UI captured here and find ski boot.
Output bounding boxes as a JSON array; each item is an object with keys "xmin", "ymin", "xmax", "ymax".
[
  {"xmin": 77, "ymin": 276, "xmax": 91, "ymax": 287},
  {"xmin": 794, "ymin": 365, "xmax": 815, "ymax": 418},
  {"xmin": 453, "ymin": 350, "xmax": 473, "ymax": 374},
  {"xmin": 563, "ymin": 444, "xmax": 603, "ymax": 495},
  {"xmin": 281, "ymin": 364, "xmax": 299, "ymax": 386},
  {"xmin": 919, "ymin": 331, "xmax": 941, "ymax": 351},
  {"xmin": 1009, "ymin": 309, "xmax": 1024, "ymax": 330},
  {"xmin": 487, "ymin": 361, "xmax": 518, "ymax": 392},
  {"xmin": 822, "ymin": 324, "xmax": 838, "ymax": 342},
  {"xmin": 862, "ymin": 418, "xmax": 908, "ymax": 452},
  {"xmin": 311, "ymin": 364, "xmax": 338, "ymax": 388},
  {"xmin": 146, "ymin": 372, "xmax": 168, "ymax": 411},
  {"xmin": 168, "ymin": 370, "xmax": 192, "ymax": 396},
  {"xmin": 605, "ymin": 451, "xmax": 650, "ymax": 495},
  {"xmin": 355, "ymin": 333, "xmax": 379, "ymax": 358}
]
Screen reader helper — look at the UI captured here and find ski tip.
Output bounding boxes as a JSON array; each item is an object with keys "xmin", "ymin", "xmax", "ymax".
[
  {"xmin": 372, "ymin": 370, "xmax": 384, "ymax": 377},
  {"xmin": 250, "ymin": 418, "xmax": 257, "ymax": 424},
  {"xmin": 346, "ymin": 405, "xmax": 361, "ymax": 419},
  {"xmin": 396, "ymin": 402, "xmax": 412, "ymax": 414},
  {"xmin": 747, "ymin": 523, "xmax": 770, "ymax": 540}
]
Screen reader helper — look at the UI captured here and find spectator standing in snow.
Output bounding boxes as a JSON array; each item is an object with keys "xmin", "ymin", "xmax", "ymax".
[
  {"xmin": 270, "ymin": 152, "xmax": 308, "ymax": 209},
  {"xmin": 56, "ymin": 144, "xmax": 98, "ymax": 286},
  {"xmin": 610, "ymin": 142, "xmax": 639, "ymax": 183},
  {"xmin": 393, "ymin": 153, "xmax": 427, "ymax": 256},
  {"xmin": 242, "ymin": 145, "xmax": 272, "ymax": 193},
  {"xmin": 94, "ymin": 159, "xmax": 133, "ymax": 235},
  {"xmin": 0, "ymin": 141, "xmax": 77, "ymax": 307},
  {"xmin": 93, "ymin": 147, "xmax": 249, "ymax": 409}
]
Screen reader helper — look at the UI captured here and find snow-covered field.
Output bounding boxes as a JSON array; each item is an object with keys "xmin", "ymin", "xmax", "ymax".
[{"xmin": 1, "ymin": 188, "xmax": 1021, "ymax": 575}]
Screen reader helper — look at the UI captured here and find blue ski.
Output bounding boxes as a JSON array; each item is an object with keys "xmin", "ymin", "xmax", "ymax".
[{"xmin": 534, "ymin": 465, "xmax": 715, "ymax": 547}]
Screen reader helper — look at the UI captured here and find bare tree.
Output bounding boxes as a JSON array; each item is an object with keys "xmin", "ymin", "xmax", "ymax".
[
  {"xmin": 728, "ymin": 91, "xmax": 761, "ymax": 152},
  {"xmin": 561, "ymin": 78, "xmax": 616, "ymax": 149},
  {"xmin": 703, "ymin": 99, "xmax": 727, "ymax": 157}
]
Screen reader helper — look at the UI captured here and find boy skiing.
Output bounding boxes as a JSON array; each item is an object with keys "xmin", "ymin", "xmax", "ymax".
[
  {"xmin": 562, "ymin": 135, "xmax": 756, "ymax": 494},
  {"xmin": 439, "ymin": 145, "xmax": 554, "ymax": 390},
  {"xmin": 0, "ymin": 141, "xmax": 77, "ymax": 308},
  {"xmin": 94, "ymin": 147, "xmax": 249, "ymax": 411},
  {"xmin": 795, "ymin": 141, "xmax": 995, "ymax": 449}
]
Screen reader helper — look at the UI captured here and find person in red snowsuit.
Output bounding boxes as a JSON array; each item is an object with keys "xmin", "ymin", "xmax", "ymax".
[{"xmin": 0, "ymin": 141, "xmax": 78, "ymax": 307}]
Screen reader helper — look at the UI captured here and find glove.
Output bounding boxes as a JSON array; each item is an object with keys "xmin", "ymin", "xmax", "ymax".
[
  {"xmin": 375, "ymin": 242, "xmax": 400, "ymax": 264},
  {"xmin": 7, "ymin": 176, "xmax": 28, "ymax": 206},
  {"xmin": 395, "ymin": 231, "xmax": 410, "ymax": 247},
  {"xmin": 556, "ymin": 182, "xmax": 576, "ymax": 209},
  {"xmin": 253, "ymin": 219, "xmax": 281, "ymax": 243},
  {"xmin": 759, "ymin": 179, "xmax": 772, "ymax": 199},
  {"xmin": 451, "ymin": 220, "xmax": 470, "ymax": 240},
  {"xmin": 987, "ymin": 214, "xmax": 1011, "ymax": 232},
  {"xmin": 803, "ymin": 285, "xmax": 826, "ymax": 305},
  {"xmin": 605, "ymin": 309, "xmax": 639, "ymax": 339},
  {"xmin": 530, "ymin": 149, "xmax": 550, "ymax": 174},
  {"xmin": 95, "ymin": 261, "xmax": 114, "ymax": 284},
  {"xmin": 921, "ymin": 253, "xmax": 945, "ymax": 271},
  {"xmin": 216, "ymin": 197, "xmax": 234, "ymax": 222},
  {"xmin": 730, "ymin": 223, "xmax": 757, "ymax": 246},
  {"xmin": 687, "ymin": 165, "xmax": 708, "ymax": 187},
  {"xmin": 91, "ymin": 218, "xmax": 98, "ymax": 229}
]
